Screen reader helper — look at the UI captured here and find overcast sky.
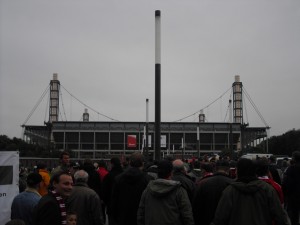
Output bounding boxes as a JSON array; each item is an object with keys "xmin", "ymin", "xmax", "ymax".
[{"xmin": 1, "ymin": 0, "xmax": 299, "ymax": 139}]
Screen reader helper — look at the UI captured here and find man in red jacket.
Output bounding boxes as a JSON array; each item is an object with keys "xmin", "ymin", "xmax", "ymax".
[{"xmin": 256, "ymin": 157, "xmax": 284, "ymax": 204}]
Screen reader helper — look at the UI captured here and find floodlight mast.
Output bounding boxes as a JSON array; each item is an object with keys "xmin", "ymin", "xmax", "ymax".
[{"xmin": 155, "ymin": 10, "xmax": 161, "ymax": 160}]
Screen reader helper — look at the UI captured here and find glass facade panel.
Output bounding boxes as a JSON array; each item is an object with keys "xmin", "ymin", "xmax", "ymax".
[
  {"xmin": 53, "ymin": 132, "xmax": 64, "ymax": 142},
  {"xmin": 111, "ymin": 143, "xmax": 124, "ymax": 150},
  {"xmin": 65, "ymin": 132, "xmax": 79, "ymax": 142},
  {"xmin": 110, "ymin": 133, "xmax": 124, "ymax": 143},
  {"xmin": 95, "ymin": 133, "xmax": 109, "ymax": 143},
  {"xmin": 80, "ymin": 132, "xmax": 94, "ymax": 143},
  {"xmin": 170, "ymin": 133, "xmax": 183, "ymax": 144}
]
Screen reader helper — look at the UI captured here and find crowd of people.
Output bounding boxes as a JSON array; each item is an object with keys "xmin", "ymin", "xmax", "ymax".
[{"xmin": 6, "ymin": 150, "xmax": 300, "ymax": 225}]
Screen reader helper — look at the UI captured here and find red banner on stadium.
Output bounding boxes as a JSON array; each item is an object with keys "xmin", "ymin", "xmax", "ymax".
[{"xmin": 127, "ymin": 135, "xmax": 137, "ymax": 148}]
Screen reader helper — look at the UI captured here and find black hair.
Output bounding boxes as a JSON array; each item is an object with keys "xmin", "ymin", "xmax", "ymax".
[
  {"xmin": 129, "ymin": 152, "xmax": 144, "ymax": 168},
  {"xmin": 111, "ymin": 157, "xmax": 121, "ymax": 166},
  {"xmin": 98, "ymin": 160, "xmax": 107, "ymax": 168},
  {"xmin": 26, "ymin": 173, "xmax": 42, "ymax": 187},
  {"xmin": 193, "ymin": 161, "xmax": 201, "ymax": 169},
  {"xmin": 157, "ymin": 160, "xmax": 173, "ymax": 179},
  {"xmin": 216, "ymin": 160, "xmax": 230, "ymax": 168},
  {"xmin": 255, "ymin": 158, "xmax": 269, "ymax": 177},
  {"xmin": 292, "ymin": 151, "xmax": 300, "ymax": 163},
  {"xmin": 237, "ymin": 158, "xmax": 256, "ymax": 178},
  {"xmin": 59, "ymin": 151, "xmax": 70, "ymax": 159},
  {"xmin": 37, "ymin": 162, "xmax": 47, "ymax": 170},
  {"xmin": 201, "ymin": 163, "xmax": 213, "ymax": 172}
]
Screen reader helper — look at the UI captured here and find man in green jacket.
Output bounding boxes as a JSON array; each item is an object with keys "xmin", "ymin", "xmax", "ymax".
[
  {"xmin": 137, "ymin": 160, "xmax": 194, "ymax": 225},
  {"xmin": 211, "ymin": 158, "xmax": 290, "ymax": 225}
]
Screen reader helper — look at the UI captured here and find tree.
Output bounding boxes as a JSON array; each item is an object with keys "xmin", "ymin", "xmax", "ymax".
[
  {"xmin": 259, "ymin": 129, "xmax": 300, "ymax": 156},
  {"xmin": 0, "ymin": 135, "xmax": 48, "ymax": 156}
]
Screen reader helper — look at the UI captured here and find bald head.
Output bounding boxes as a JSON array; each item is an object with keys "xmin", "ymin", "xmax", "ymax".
[
  {"xmin": 172, "ymin": 159, "xmax": 185, "ymax": 173},
  {"xmin": 74, "ymin": 170, "xmax": 89, "ymax": 183},
  {"xmin": 173, "ymin": 159, "xmax": 184, "ymax": 167}
]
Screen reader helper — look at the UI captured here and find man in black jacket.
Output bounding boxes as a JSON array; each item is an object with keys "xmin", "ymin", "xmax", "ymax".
[
  {"xmin": 103, "ymin": 157, "xmax": 123, "ymax": 225},
  {"xmin": 211, "ymin": 158, "xmax": 290, "ymax": 225},
  {"xmin": 34, "ymin": 171, "xmax": 73, "ymax": 225},
  {"xmin": 111, "ymin": 152, "xmax": 151, "ymax": 225},
  {"xmin": 192, "ymin": 160, "xmax": 233, "ymax": 225},
  {"xmin": 172, "ymin": 159, "xmax": 195, "ymax": 203},
  {"xmin": 282, "ymin": 151, "xmax": 300, "ymax": 225}
]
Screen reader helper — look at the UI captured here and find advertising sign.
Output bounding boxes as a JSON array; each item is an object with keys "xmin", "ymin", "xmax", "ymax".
[
  {"xmin": 161, "ymin": 135, "xmax": 167, "ymax": 148},
  {"xmin": 0, "ymin": 151, "xmax": 19, "ymax": 225},
  {"xmin": 127, "ymin": 135, "xmax": 137, "ymax": 148}
]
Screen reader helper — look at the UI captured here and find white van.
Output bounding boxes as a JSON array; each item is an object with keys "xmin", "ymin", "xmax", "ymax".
[
  {"xmin": 241, "ymin": 153, "xmax": 273, "ymax": 160},
  {"xmin": 275, "ymin": 156, "xmax": 291, "ymax": 167}
]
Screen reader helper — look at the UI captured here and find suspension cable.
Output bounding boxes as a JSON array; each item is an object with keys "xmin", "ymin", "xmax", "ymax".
[
  {"xmin": 243, "ymin": 90, "xmax": 249, "ymax": 124},
  {"xmin": 223, "ymin": 102, "xmax": 230, "ymax": 122},
  {"xmin": 44, "ymin": 90, "xmax": 50, "ymax": 122},
  {"xmin": 22, "ymin": 85, "xmax": 50, "ymax": 126},
  {"xmin": 60, "ymin": 87, "xmax": 68, "ymax": 121},
  {"xmin": 243, "ymin": 87, "xmax": 269, "ymax": 127},
  {"xmin": 223, "ymin": 92, "xmax": 232, "ymax": 122},
  {"xmin": 60, "ymin": 84, "xmax": 119, "ymax": 121},
  {"xmin": 172, "ymin": 87, "xmax": 232, "ymax": 122}
]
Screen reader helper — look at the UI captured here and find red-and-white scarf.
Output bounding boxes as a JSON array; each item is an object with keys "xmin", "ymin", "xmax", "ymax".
[{"xmin": 51, "ymin": 190, "xmax": 67, "ymax": 225}]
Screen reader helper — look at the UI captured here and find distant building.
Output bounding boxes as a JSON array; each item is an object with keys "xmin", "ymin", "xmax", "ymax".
[
  {"xmin": 22, "ymin": 74, "xmax": 268, "ymax": 159},
  {"xmin": 24, "ymin": 120, "xmax": 267, "ymax": 159}
]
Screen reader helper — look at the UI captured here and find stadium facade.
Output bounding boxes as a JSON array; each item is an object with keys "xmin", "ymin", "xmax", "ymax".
[{"xmin": 23, "ymin": 74, "xmax": 268, "ymax": 159}]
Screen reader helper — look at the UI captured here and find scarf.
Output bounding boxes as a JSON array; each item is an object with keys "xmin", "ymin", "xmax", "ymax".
[{"xmin": 51, "ymin": 190, "xmax": 67, "ymax": 225}]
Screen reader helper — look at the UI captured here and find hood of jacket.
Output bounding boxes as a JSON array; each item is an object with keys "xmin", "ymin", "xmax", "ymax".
[
  {"xmin": 231, "ymin": 178, "xmax": 266, "ymax": 194},
  {"xmin": 189, "ymin": 169, "xmax": 202, "ymax": 177},
  {"xmin": 147, "ymin": 179, "xmax": 181, "ymax": 197}
]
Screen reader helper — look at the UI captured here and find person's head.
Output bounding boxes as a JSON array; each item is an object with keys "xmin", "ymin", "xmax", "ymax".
[
  {"xmin": 50, "ymin": 171, "xmax": 73, "ymax": 198},
  {"xmin": 229, "ymin": 160, "xmax": 237, "ymax": 168},
  {"xmin": 193, "ymin": 161, "xmax": 201, "ymax": 169},
  {"xmin": 281, "ymin": 160, "xmax": 288, "ymax": 168},
  {"xmin": 5, "ymin": 220, "xmax": 25, "ymax": 225},
  {"xmin": 74, "ymin": 170, "xmax": 89, "ymax": 184},
  {"xmin": 255, "ymin": 157, "xmax": 269, "ymax": 177},
  {"xmin": 237, "ymin": 158, "xmax": 256, "ymax": 179},
  {"xmin": 93, "ymin": 162, "xmax": 99, "ymax": 169},
  {"xmin": 111, "ymin": 157, "xmax": 121, "ymax": 168},
  {"xmin": 172, "ymin": 159, "xmax": 185, "ymax": 173},
  {"xmin": 66, "ymin": 212, "xmax": 77, "ymax": 225},
  {"xmin": 69, "ymin": 161, "xmax": 80, "ymax": 176},
  {"xmin": 201, "ymin": 163, "xmax": 214, "ymax": 173},
  {"xmin": 157, "ymin": 160, "xmax": 173, "ymax": 179},
  {"xmin": 292, "ymin": 151, "xmax": 300, "ymax": 163},
  {"xmin": 60, "ymin": 151, "xmax": 70, "ymax": 166},
  {"xmin": 98, "ymin": 160, "xmax": 107, "ymax": 169},
  {"xmin": 26, "ymin": 172, "xmax": 42, "ymax": 189},
  {"xmin": 269, "ymin": 155, "xmax": 276, "ymax": 164},
  {"xmin": 210, "ymin": 157, "xmax": 216, "ymax": 163},
  {"xmin": 82, "ymin": 159, "xmax": 96, "ymax": 173},
  {"xmin": 122, "ymin": 157, "xmax": 130, "ymax": 168},
  {"xmin": 19, "ymin": 166, "xmax": 26, "ymax": 175},
  {"xmin": 129, "ymin": 152, "xmax": 144, "ymax": 168},
  {"xmin": 70, "ymin": 160, "xmax": 80, "ymax": 169},
  {"xmin": 37, "ymin": 162, "xmax": 47, "ymax": 170},
  {"xmin": 83, "ymin": 158, "xmax": 93, "ymax": 166},
  {"xmin": 215, "ymin": 160, "xmax": 230, "ymax": 173}
]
